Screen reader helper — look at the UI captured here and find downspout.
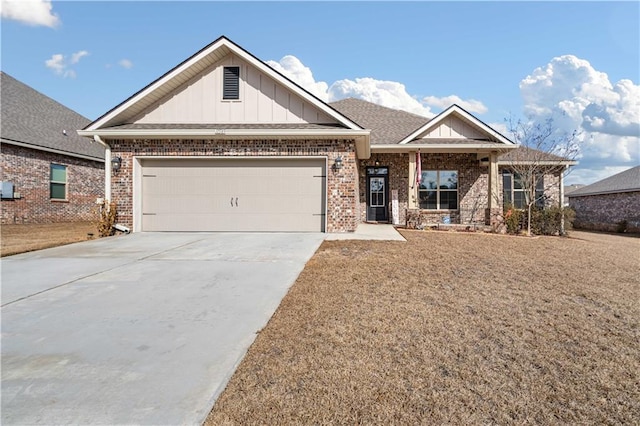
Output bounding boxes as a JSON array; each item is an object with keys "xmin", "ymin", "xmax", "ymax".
[{"xmin": 93, "ymin": 135, "xmax": 111, "ymax": 202}]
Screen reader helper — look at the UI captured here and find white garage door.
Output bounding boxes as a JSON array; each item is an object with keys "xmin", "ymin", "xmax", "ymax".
[{"xmin": 140, "ymin": 158, "xmax": 326, "ymax": 232}]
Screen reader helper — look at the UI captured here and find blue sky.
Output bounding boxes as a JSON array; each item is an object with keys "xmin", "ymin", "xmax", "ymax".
[{"xmin": 2, "ymin": 1, "xmax": 639, "ymax": 184}]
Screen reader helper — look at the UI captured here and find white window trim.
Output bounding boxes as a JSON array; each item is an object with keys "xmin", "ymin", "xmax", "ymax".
[{"xmin": 50, "ymin": 163, "xmax": 68, "ymax": 201}]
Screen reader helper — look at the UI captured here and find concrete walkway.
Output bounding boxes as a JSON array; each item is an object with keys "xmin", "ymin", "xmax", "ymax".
[
  {"xmin": 325, "ymin": 223, "xmax": 406, "ymax": 241},
  {"xmin": 1, "ymin": 232, "xmax": 324, "ymax": 425}
]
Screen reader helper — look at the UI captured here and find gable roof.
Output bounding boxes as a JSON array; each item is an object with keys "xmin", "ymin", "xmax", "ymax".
[
  {"xmin": 329, "ymin": 98, "xmax": 429, "ymax": 145},
  {"xmin": 568, "ymin": 165, "xmax": 640, "ymax": 197},
  {"xmin": 82, "ymin": 36, "xmax": 362, "ymax": 133},
  {"xmin": 399, "ymin": 104, "xmax": 514, "ymax": 145},
  {"xmin": 1, "ymin": 72, "xmax": 104, "ymax": 161}
]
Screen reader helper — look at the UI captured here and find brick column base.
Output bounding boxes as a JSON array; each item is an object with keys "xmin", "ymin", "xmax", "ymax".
[{"xmin": 485, "ymin": 208, "xmax": 506, "ymax": 233}]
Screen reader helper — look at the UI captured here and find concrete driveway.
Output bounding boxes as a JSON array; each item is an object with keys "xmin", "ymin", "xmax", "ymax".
[{"xmin": 1, "ymin": 232, "xmax": 325, "ymax": 425}]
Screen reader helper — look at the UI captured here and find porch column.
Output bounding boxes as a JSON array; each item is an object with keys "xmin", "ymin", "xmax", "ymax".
[
  {"xmin": 408, "ymin": 151, "xmax": 417, "ymax": 209},
  {"xmin": 486, "ymin": 151, "xmax": 501, "ymax": 226}
]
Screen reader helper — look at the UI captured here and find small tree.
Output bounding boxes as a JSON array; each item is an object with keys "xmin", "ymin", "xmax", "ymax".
[{"xmin": 504, "ymin": 116, "xmax": 579, "ymax": 236}]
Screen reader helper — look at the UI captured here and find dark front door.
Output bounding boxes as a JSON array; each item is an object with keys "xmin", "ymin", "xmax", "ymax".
[{"xmin": 366, "ymin": 167, "xmax": 389, "ymax": 222}]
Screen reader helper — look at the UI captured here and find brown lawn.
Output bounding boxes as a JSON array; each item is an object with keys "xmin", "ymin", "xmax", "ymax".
[
  {"xmin": 207, "ymin": 230, "xmax": 640, "ymax": 425},
  {"xmin": 1, "ymin": 222, "xmax": 97, "ymax": 257}
]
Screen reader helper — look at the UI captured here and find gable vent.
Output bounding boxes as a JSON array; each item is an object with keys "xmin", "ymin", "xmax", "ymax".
[{"xmin": 223, "ymin": 66, "xmax": 240, "ymax": 100}]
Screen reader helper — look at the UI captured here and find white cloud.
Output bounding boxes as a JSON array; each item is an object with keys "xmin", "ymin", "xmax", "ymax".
[
  {"xmin": 44, "ymin": 53, "xmax": 65, "ymax": 74},
  {"xmin": 267, "ymin": 55, "xmax": 435, "ymax": 117},
  {"xmin": 329, "ymin": 78, "xmax": 434, "ymax": 117},
  {"xmin": 118, "ymin": 59, "xmax": 133, "ymax": 69},
  {"xmin": 45, "ymin": 50, "xmax": 89, "ymax": 78},
  {"xmin": 267, "ymin": 55, "xmax": 329, "ymax": 101},
  {"xmin": 71, "ymin": 50, "xmax": 89, "ymax": 64},
  {"xmin": 520, "ymin": 55, "xmax": 640, "ymax": 185},
  {"xmin": 0, "ymin": 0, "xmax": 60, "ymax": 28},
  {"xmin": 423, "ymin": 95, "xmax": 488, "ymax": 114}
]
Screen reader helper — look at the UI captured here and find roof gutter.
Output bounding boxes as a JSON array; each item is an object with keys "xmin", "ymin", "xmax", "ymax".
[
  {"xmin": 371, "ymin": 143, "xmax": 518, "ymax": 153},
  {"xmin": 1, "ymin": 138, "xmax": 104, "ymax": 162}
]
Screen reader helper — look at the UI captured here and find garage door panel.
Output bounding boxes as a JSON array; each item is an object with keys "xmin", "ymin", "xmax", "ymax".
[{"xmin": 141, "ymin": 159, "xmax": 325, "ymax": 232}]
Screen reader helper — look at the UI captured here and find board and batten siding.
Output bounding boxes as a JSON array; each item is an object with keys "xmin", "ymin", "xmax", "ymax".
[
  {"xmin": 421, "ymin": 115, "xmax": 485, "ymax": 139},
  {"xmin": 133, "ymin": 54, "xmax": 337, "ymax": 124}
]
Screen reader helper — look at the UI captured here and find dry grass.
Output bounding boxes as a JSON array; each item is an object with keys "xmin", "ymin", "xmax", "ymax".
[
  {"xmin": 0, "ymin": 222, "xmax": 97, "ymax": 257},
  {"xmin": 207, "ymin": 230, "xmax": 639, "ymax": 425}
]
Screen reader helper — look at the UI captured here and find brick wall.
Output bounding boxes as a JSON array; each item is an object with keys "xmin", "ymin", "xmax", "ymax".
[
  {"xmin": 107, "ymin": 138, "xmax": 358, "ymax": 232},
  {"xmin": 1, "ymin": 143, "xmax": 104, "ymax": 224},
  {"xmin": 570, "ymin": 191, "xmax": 640, "ymax": 233},
  {"xmin": 406, "ymin": 153, "xmax": 489, "ymax": 226}
]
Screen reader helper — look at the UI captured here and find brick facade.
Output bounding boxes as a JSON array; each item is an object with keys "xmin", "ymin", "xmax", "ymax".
[
  {"xmin": 406, "ymin": 153, "xmax": 490, "ymax": 227},
  {"xmin": 1, "ymin": 143, "xmax": 104, "ymax": 224},
  {"xmin": 570, "ymin": 191, "xmax": 640, "ymax": 233},
  {"xmin": 107, "ymin": 138, "xmax": 359, "ymax": 232},
  {"xmin": 378, "ymin": 155, "xmax": 565, "ymax": 230}
]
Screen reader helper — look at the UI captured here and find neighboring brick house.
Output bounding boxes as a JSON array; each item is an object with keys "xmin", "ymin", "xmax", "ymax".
[
  {"xmin": 78, "ymin": 36, "xmax": 573, "ymax": 233},
  {"xmin": 1, "ymin": 72, "xmax": 105, "ymax": 224},
  {"xmin": 568, "ymin": 166, "xmax": 640, "ymax": 233}
]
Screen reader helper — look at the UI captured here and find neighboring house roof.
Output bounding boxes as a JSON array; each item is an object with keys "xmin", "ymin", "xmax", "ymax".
[
  {"xmin": 568, "ymin": 166, "xmax": 640, "ymax": 197},
  {"xmin": 564, "ymin": 184, "xmax": 585, "ymax": 196},
  {"xmin": 1, "ymin": 72, "xmax": 104, "ymax": 161},
  {"xmin": 498, "ymin": 146, "xmax": 576, "ymax": 164},
  {"xmin": 329, "ymin": 98, "xmax": 429, "ymax": 145}
]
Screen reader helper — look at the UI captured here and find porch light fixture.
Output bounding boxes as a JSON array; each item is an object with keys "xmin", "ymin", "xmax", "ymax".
[
  {"xmin": 374, "ymin": 156, "xmax": 380, "ymax": 166},
  {"xmin": 111, "ymin": 156, "xmax": 122, "ymax": 173},
  {"xmin": 334, "ymin": 156, "xmax": 343, "ymax": 170}
]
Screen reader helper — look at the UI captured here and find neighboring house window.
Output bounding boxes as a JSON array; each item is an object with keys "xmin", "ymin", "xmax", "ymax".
[
  {"xmin": 418, "ymin": 170, "xmax": 458, "ymax": 210},
  {"xmin": 50, "ymin": 164, "xmax": 67, "ymax": 200},
  {"xmin": 503, "ymin": 172, "xmax": 544, "ymax": 209},
  {"xmin": 222, "ymin": 66, "xmax": 240, "ymax": 100}
]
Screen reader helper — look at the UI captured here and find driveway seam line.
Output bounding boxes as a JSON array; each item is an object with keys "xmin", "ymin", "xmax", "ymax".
[{"xmin": 1, "ymin": 238, "xmax": 207, "ymax": 308}]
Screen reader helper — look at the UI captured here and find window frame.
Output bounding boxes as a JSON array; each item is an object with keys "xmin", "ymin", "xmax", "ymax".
[
  {"xmin": 222, "ymin": 65, "xmax": 241, "ymax": 101},
  {"xmin": 418, "ymin": 170, "xmax": 458, "ymax": 210},
  {"xmin": 503, "ymin": 171, "xmax": 545, "ymax": 209},
  {"xmin": 50, "ymin": 163, "xmax": 68, "ymax": 201}
]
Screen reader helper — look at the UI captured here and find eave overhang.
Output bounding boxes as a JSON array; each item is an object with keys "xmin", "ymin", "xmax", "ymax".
[
  {"xmin": 1, "ymin": 137, "xmax": 105, "ymax": 163},
  {"xmin": 371, "ymin": 143, "xmax": 518, "ymax": 154},
  {"xmin": 77, "ymin": 128, "xmax": 371, "ymax": 159}
]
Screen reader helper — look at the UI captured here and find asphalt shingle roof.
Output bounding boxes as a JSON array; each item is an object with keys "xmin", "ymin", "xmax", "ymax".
[
  {"xmin": 498, "ymin": 146, "xmax": 569, "ymax": 162},
  {"xmin": 329, "ymin": 98, "xmax": 429, "ymax": 145},
  {"xmin": 103, "ymin": 123, "xmax": 348, "ymax": 130},
  {"xmin": 1, "ymin": 72, "xmax": 104, "ymax": 160},
  {"xmin": 568, "ymin": 165, "xmax": 640, "ymax": 197}
]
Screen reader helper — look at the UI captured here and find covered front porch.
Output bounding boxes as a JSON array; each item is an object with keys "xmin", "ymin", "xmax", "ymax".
[{"xmin": 358, "ymin": 149, "xmax": 508, "ymax": 229}]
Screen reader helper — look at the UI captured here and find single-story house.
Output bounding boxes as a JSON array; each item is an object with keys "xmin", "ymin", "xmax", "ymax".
[
  {"xmin": 1, "ymin": 72, "xmax": 105, "ymax": 224},
  {"xmin": 563, "ymin": 183, "xmax": 585, "ymax": 206},
  {"xmin": 78, "ymin": 36, "xmax": 573, "ymax": 233},
  {"xmin": 568, "ymin": 166, "xmax": 640, "ymax": 233}
]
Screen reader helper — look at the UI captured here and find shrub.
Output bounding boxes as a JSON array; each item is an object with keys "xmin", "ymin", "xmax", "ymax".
[
  {"xmin": 616, "ymin": 220, "xmax": 628, "ymax": 233},
  {"xmin": 531, "ymin": 206, "xmax": 575, "ymax": 235},
  {"xmin": 94, "ymin": 200, "xmax": 117, "ymax": 237},
  {"xmin": 504, "ymin": 205, "xmax": 575, "ymax": 236},
  {"xmin": 504, "ymin": 205, "xmax": 524, "ymax": 235}
]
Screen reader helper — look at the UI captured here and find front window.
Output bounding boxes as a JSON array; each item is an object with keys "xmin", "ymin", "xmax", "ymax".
[
  {"xmin": 503, "ymin": 172, "xmax": 544, "ymax": 209},
  {"xmin": 418, "ymin": 170, "xmax": 458, "ymax": 210},
  {"xmin": 50, "ymin": 164, "xmax": 67, "ymax": 200}
]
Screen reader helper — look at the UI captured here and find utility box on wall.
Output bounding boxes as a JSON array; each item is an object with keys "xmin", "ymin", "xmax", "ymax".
[{"xmin": 0, "ymin": 181, "xmax": 15, "ymax": 199}]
